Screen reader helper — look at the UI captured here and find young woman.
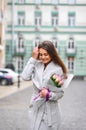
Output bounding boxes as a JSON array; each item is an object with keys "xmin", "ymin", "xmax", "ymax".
[{"xmin": 22, "ymin": 41, "xmax": 67, "ymax": 130}]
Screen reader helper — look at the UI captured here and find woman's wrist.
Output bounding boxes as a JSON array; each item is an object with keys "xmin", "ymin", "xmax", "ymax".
[
  {"xmin": 40, "ymin": 88, "xmax": 51, "ymax": 101},
  {"xmin": 46, "ymin": 90, "xmax": 51, "ymax": 101}
]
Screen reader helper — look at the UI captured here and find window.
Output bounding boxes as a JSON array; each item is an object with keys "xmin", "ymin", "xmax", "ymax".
[
  {"xmin": 67, "ymin": 57, "xmax": 74, "ymax": 72},
  {"xmin": 18, "ymin": 38, "xmax": 24, "ymax": 48},
  {"xmin": 52, "ymin": 37, "xmax": 58, "ymax": 48},
  {"xmin": 14, "ymin": 56, "xmax": 24, "ymax": 72},
  {"xmin": 16, "ymin": 34, "xmax": 25, "ymax": 53},
  {"xmin": 33, "ymin": 37, "xmax": 40, "ymax": 48},
  {"xmin": 35, "ymin": 12, "xmax": 41, "ymax": 27},
  {"xmin": 18, "ymin": 12, "xmax": 25, "ymax": 26},
  {"xmin": 51, "ymin": 0, "xmax": 58, "ymax": 5},
  {"xmin": 68, "ymin": 37, "xmax": 74, "ymax": 49},
  {"xmin": 52, "ymin": 12, "xmax": 58, "ymax": 27},
  {"xmin": 68, "ymin": 12, "xmax": 75, "ymax": 26}
]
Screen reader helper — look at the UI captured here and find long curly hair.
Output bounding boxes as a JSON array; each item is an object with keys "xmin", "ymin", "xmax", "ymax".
[{"xmin": 38, "ymin": 40, "xmax": 67, "ymax": 74}]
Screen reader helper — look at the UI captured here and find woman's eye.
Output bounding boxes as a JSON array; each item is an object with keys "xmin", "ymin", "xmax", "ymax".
[
  {"xmin": 39, "ymin": 53, "xmax": 48, "ymax": 56},
  {"xmin": 44, "ymin": 54, "xmax": 48, "ymax": 56},
  {"xmin": 39, "ymin": 54, "xmax": 42, "ymax": 56}
]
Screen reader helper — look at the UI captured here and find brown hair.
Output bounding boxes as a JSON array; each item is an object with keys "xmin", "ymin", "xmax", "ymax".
[{"xmin": 38, "ymin": 40, "xmax": 67, "ymax": 74}]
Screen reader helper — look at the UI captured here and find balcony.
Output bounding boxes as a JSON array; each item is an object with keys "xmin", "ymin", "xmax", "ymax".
[
  {"xmin": 35, "ymin": 26, "xmax": 40, "ymax": 31},
  {"xmin": 13, "ymin": 47, "xmax": 26, "ymax": 56},
  {"xmin": 66, "ymin": 47, "xmax": 77, "ymax": 56},
  {"xmin": 54, "ymin": 27, "xmax": 58, "ymax": 32}
]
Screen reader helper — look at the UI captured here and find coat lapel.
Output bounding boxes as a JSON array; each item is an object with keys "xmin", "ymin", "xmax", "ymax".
[{"xmin": 33, "ymin": 61, "xmax": 62, "ymax": 89}]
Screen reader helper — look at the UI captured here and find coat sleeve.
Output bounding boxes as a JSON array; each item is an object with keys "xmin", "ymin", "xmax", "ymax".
[
  {"xmin": 49, "ymin": 89, "xmax": 64, "ymax": 101},
  {"xmin": 21, "ymin": 57, "xmax": 37, "ymax": 80}
]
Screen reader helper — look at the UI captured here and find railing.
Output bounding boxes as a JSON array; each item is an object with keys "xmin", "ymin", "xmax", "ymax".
[
  {"xmin": 65, "ymin": 47, "xmax": 77, "ymax": 56},
  {"xmin": 13, "ymin": 46, "xmax": 26, "ymax": 56}
]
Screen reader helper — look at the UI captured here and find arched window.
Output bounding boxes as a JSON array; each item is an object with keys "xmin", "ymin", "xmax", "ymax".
[
  {"xmin": 33, "ymin": 37, "xmax": 40, "ymax": 48},
  {"xmin": 16, "ymin": 33, "xmax": 25, "ymax": 53},
  {"xmin": 68, "ymin": 37, "xmax": 74, "ymax": 49},
  {"xmin": 67, "ymin": 57, "xmax": 74, "ymax": 72},
  {"xmin": 52, "ymin": 37, "xmax": 58, "ymax": 48}
]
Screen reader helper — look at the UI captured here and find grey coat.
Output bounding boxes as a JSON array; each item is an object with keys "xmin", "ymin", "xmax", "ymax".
[{"xmin": 22, "ymin": 57, "xmax": 64, "ymax": 130}]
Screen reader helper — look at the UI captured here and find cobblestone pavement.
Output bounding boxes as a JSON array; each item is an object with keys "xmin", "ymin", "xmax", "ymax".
[{"xmin": 0, "ymin": 79, "xmax": 86, "ymax": 130}]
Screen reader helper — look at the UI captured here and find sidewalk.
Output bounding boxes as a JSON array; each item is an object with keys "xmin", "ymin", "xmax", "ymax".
[{"xmin": 0, "ymin": 80, "xmax": 32, "ymax": 99}]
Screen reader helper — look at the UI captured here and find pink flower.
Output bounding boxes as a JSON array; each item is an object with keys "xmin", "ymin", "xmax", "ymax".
[{"xmin": 50, "ymin": 74, "xmax": 64, "ymax": 88}]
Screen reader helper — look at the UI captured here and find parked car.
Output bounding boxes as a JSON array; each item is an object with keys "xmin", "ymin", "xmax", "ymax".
[
  {"xmin": 0, "ymin": 72, "xmax": 13, "ymax": 85},
  {"xmin": 0, "ymin": 68, "xmax": 19, "ymax": 83}
]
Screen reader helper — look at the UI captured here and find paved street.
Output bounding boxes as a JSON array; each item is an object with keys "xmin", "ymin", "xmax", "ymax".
[
  {"xmin": 60, "ymin": 78, "xmax": 86, "ymax": 130},
  {"xmin": 0, "ymin": 78, "xmax": 86, "ymax": 130}
]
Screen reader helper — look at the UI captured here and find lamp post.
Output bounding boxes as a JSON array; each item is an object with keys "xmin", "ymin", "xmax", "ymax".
[
  {"xmin": 17, "ymin": 32, "xmax": 22, "ymax": 88},
  {"xmin": 18, "ymin": 57, "xmax": 20, "ymax": 88}
]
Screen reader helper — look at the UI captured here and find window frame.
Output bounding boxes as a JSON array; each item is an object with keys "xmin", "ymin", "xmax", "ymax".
[
  {"xmin": 52, "ymin": 37, "xmax": 58, "ymax": 48},
  {"xmin": 35, "ymin": 12, "xmax": 42, "ymax": 27},
  {"xmin": 33, "ymin": 37, "xmax": 40, "ymax": 48},
  {"xmin": 68, "ymin": 37, "xmax": 75, "ymax": 49},
  {"xmin": 16, "ymin": 34, "xmax": 25, "ymax": 53},
  {"xmin": 67, "ymin": 57, "xmax": 74, "ymax": 72},
  {"xmin": 68, "ymin": 12, "xmax": 75, "ymax": 27},
  {"xmin": 52, "ymin": 12, "xmax": 59, "ymax": 27},
  {"xmin": 18, "ymin": 12, "xmax": 25, "ymax": 26}
]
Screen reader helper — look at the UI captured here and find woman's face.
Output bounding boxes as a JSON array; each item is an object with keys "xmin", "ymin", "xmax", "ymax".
[{"xmin": 39, "ymin": 48, "xmax": 52, "ymax": 65}]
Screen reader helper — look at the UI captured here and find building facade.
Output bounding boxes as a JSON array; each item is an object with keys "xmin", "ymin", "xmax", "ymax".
[
  {"xmin": 6, "ymin": 0, "xmax": 86, "ymax": 76},
  {"xmin": 0, "ymin": 0, "xmax": 5, "ymax": 67}
]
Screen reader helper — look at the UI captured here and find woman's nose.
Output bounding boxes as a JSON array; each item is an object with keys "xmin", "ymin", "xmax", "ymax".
[{"xmin": 42, "ymin": 55, "xmax": 45, "ymax": 59}]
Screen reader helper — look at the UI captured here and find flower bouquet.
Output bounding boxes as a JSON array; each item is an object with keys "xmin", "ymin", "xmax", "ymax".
[{"xmin": 50, "ymin": 74, "xmax": 64, "ymax": 88}]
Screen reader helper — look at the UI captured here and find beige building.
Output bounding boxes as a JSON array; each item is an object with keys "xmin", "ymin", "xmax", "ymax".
[{"xmin": 0, "ymin": 0, "xmax": 5, "ymax": 68}]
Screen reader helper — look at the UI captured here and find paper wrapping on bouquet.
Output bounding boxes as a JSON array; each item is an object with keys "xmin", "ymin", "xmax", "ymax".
[
  {"xmin": 62, "ymin": 74, "xmax": 74, "ymax": 88},
  {"xmin": 50, "ymin": 73, "xmax": 74, "ymax": 89}
]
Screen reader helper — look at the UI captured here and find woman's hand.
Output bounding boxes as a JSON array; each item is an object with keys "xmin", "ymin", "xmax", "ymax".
[
  {"xmin": 40, "ymin": 88, "xmax": 48, "ymax": 98},
  {"xmin": 32, "ymin": 47, "xmax": 39, "ymax": 59}
]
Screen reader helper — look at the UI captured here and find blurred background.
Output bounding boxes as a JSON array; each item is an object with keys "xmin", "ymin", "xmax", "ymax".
[
  {"xmin": 0, "ymin": 0, "xmax": 86, "ymax": 86},
  {"xmin": 0, "ymin": 1, "xmax": 86, "ymax": 130}
]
